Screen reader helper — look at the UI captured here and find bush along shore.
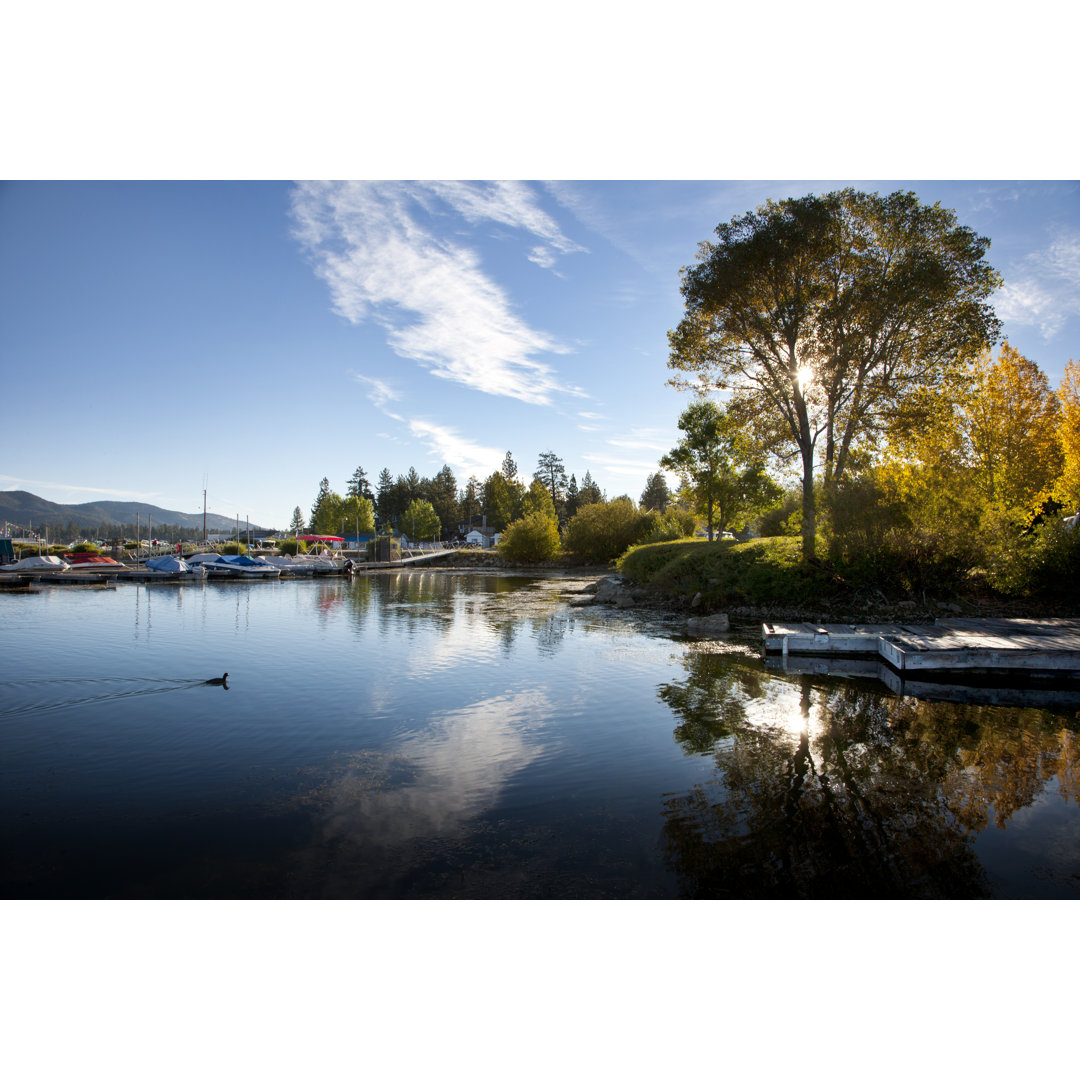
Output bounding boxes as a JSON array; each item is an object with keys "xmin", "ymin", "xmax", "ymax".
[{"xmin": 607, "ymin": 536, "xmax": 1080, "ymax": 629}]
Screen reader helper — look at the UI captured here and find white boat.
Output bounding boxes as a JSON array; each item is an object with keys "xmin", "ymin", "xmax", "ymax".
[
  {"xmin": 294, "ymin": 553, "xmax": 347, "ymax": 574},
  {"xmin": 64, "ymin": 553, "xmax": 127, "ymax": 573},
  {"xmin": 187, "ymin": 553, "xmax": 281, "ymax": 579},
  {"xmin": 259, "ymin": 555, "xmax": 315, "ymax": 576},
  {"xmin": 0, "ymin": 555, "xmax": 70, "ymax": 574},
  {"xmin": 145, "ymin": 555, "xmax": 208, "ymax": 577}
]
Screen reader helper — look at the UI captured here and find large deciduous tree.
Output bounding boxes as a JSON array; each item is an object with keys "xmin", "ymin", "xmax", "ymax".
[
  {"xmin": 669, "ymin": 188, "xmax": 1002, "ymax": 560},
  {"xmin": 1056, "ymin": 359, "xmax": 1080, "ymax": 512},
  {"xmin": 879, "ymin": 343, "xmax": 1064, "ymax": 519},
  {"xmin": 965, "ymin": 342, "xmax": 1062, "ymax": 510}
]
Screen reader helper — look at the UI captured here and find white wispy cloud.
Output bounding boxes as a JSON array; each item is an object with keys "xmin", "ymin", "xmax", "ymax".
[
  {"xmin": 527, "ymin": 245, "xmax": 557, "ymax": 269},
  {"xmin": 351, "ymin": 373, "xmax": 400, "ymax": 408},
  {"xmin": 995, "ymin": 226, "xmax": 1080, "ymax": 340},
  {"xmin": 420, "ymin": 180, "xmax": 587, "ymax": 257},
  {"xmin": 404, "ymin": 419, "xmax": 504, "ymax": 479},
  {"xmin": 607, "ymin": 427, "xmax": 670, "ymax": 453},
  {"xmin": 583, "ymin": 452, "xmax": 662, "ymax": 478},
  {"xmin": 291, "ymin": 181, "xmax": 584, "ymax": 405}
]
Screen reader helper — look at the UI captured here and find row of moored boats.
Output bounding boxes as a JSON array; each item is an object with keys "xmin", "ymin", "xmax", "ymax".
[{"xmin": 0, "ymin": 552, "xmax": 351, "ymax": 580}]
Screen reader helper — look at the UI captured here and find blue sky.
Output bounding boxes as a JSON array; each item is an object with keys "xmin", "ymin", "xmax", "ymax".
[{"xmin": 1, "ymin": 179, "xmax": 1078, "ymax": 530}]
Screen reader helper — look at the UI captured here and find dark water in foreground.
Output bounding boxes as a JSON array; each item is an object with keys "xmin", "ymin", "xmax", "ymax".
[{"xmin": 2, "ymin": 571, "xmax": 1078, "ymax": 899}]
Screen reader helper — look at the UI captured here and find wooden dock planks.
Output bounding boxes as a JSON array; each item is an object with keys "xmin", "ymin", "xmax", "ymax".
[{"xmin": 763, "ymin": 618, "xmax": 1080, "ymax": 676}]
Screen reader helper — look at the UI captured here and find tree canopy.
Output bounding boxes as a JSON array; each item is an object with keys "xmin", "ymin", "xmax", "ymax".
[{"xmin": 669, "ymin": 188, "xmax": 1002, "ymax": 559}]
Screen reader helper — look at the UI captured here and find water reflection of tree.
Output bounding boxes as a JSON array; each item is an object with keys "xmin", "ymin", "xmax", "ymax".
[
  {"xmin": 657, "ymin": 648, "xmax": 765, "ymax": 753},
  {"xmin": 658, "ymin": 655, "xmax": 1080, "ymax": 898}
]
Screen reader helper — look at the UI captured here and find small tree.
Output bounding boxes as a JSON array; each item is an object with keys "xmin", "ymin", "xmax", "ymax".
[
  {"xmin": 311, "ymin": 490, "xmax": 345, "ymax": 536},
  {"xmin": 577, "ymin": 470, "xmax": 603, "ymax": 507},
  {"xmin": 661, "ymin": 400, "xmax": 777, "ymax": 540},
  {"xmin": 343, "ymin": 494, "xmax": 376, "ymax": 537},
  {"xmin": 288, "ymin": 506, "xmax": 305, "ymax": 534},
  {"xmin": 640, "ymin": 472, "xmax": 671, "ymax": 512},
  {"xmin": 563, "ymin": 497, "xmax": 649, "ymax": 563},
  {"xmin": 499, "ymin": 512, "xmax": 561, "ymax": 563},
  {"xmin": 522, "ymin": 478, "xmax": 557, "ymax": 521},
  {"xmin": 401, "ymin": 498, "xmax": 441, "ymax": 541}
]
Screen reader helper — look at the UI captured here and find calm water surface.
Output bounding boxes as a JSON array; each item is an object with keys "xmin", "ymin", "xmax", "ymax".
[{"xmin": 2, "ymin": 571, "xmax": 1078, "ymax": 899}]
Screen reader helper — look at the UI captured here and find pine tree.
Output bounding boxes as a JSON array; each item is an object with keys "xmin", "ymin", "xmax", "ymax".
[
  {"xmin": 347, "ymin": 465, "xmax": 373, "ymax": 503},
  {"xmin": 534, "ymin": 451, "xmax": 569, "ymax": 521},
  {"xmin": 578, "ymin": 470, "xmax": 603, "ymax": 506},
  {"xmin": 502, "ymin": 451, "xmax": 518, "ymax": 481},
  {"xmin": 310, "ymin": 478, "xmax": 331, "ymax": 530},
  {"xmin": 426, "ymin": 465, "xmax": 459, "ymax": 537},
  {"xmin": 460, "ymin": 476, "xmax": 482, "ymax": 531},
  {"xmin": 640, "ymin": 472, "xmax": 671, "ymax": 512},
  {"xmin": 289, "ymin": 506, "xmax": 305, "ymax": 533},
  {"xmin": 565, "ymin": 473, "xmax": 579, "ymax": 518},
  {"xmin": 376, "ymin": 468, "xmax": 394, "ymax": 521}
]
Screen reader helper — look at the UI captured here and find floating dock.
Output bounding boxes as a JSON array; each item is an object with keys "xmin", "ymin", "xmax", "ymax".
[{"xmin": 762, "ymin": 617, "xmax": 1080, "ymax": 677}]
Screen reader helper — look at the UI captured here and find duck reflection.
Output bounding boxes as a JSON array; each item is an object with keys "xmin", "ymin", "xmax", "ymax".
[{"xmin": 657, "ymin": 650, "xmax": 1080, "ymax": 899}]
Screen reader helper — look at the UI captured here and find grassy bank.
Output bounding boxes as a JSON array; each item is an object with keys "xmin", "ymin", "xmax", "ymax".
[
  {"xmin": 614, "ymin": 535, "xmax": 1079, "ymax": 620},
  {"xmin": 616, "ymin": 537, "xmax": 841, "ymax": 609}
]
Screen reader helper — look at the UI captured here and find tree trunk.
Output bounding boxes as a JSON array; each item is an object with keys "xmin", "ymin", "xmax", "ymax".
[{"xmin": 801, "ymin": 448, "xmax": 816, "ymax": 561}]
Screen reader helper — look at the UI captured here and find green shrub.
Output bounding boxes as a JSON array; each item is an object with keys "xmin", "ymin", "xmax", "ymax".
[
  {"xmin": 1023, "ymin": 519, "xmax": 1080, "ymax": 600},
  {"xmin": 758, "ymin": 490, "xmax": 801, "ymax": 537},
  {"xmin": 563, "ymin": 498, "xmax": 650, "ymax": 563},
  {"xmin": 70, "ymin": 542, "xmax": 102, "ymax": 554},
  {"xmin": 640, "ymin": 506, "xmax": 697, "ymax": 544},
  {"xmin": 499, "ymin": 512, "xmax": 560, "ymax": 563},
  {"xmin": 277, "ymin": 539, "xmax": 308, "ymax": 556},
  {"xmin": 220, "ymin": 542, "xmax": 247, "ymax": 555}
]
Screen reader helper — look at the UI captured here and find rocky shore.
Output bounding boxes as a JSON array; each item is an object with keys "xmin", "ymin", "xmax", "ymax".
[{"xmin": 564, "ymin": 571, "xmax": 1077, "ymax": 631}]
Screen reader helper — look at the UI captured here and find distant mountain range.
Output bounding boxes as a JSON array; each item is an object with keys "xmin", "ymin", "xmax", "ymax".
[{"xmin": 0, "ymin": 490, "xmax": 269, "ymax": 534}]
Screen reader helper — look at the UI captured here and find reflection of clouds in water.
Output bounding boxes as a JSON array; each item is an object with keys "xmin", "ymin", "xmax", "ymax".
[
  {"xmin": 317, "ymin": 688, "xmax": 552, "ymax": 849},
  {"xmin": 400, "ymin": 617, "xmax": 500, "ymax": 678}
]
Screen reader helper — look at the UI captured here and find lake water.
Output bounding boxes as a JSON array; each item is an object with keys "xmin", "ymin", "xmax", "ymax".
[{"xmin": 2, "ymin": 570, "xmax": 1078, "ymax": 899}]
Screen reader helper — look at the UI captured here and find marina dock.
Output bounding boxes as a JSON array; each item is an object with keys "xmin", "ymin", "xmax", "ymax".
[{"xmin": 763, "ymin": 617, "xmax": 1080, "ymax": 677}]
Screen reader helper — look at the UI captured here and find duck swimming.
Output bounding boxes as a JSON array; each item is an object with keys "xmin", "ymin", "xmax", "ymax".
[{"xmin": 205, "ymin": 673, "xmax": 229, "ymax": 687}]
